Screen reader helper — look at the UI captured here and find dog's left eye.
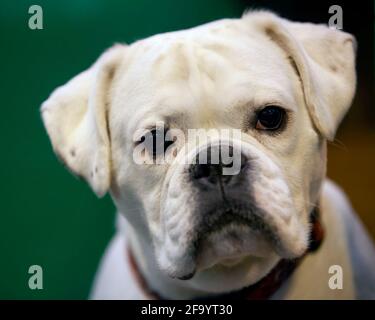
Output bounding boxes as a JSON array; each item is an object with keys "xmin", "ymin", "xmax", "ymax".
[
  {"xmin": 255, "ymin": 106, "xmax": 285, "ymax": 131},
  {"xmin": 141, "ymin": 128, "xmax": 174, "ymax": 158}
]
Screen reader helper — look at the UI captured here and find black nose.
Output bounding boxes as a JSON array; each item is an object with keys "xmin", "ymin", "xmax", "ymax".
[{"xmin": 189, "ymin": 146, "xmax": 246, "ymax": 186}]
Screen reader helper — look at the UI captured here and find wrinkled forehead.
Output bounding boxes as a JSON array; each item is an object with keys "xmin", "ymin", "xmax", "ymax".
[{"xmin": 112, "ymin": 18, "xmax": 299, "ymax": 132}]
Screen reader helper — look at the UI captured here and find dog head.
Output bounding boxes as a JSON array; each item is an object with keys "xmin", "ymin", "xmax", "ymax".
[{"xmin": 41, "ymin": 11, "xmax": 356, "ymax": 293}]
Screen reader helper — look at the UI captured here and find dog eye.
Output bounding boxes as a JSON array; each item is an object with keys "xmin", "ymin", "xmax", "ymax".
[
  {"xmin": 255, "ymin": 106, "xmax": 285, "ymax": 131},
  {"xmin": 141, "ymin": 128, "xmax": 174, "ymax": 158}
]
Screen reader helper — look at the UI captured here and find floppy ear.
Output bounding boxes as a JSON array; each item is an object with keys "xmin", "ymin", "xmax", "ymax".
[
  {"xmin": 41, "ymin": 44, "xmax": 126, "ymax": 197},
  {"xmin": 244, "ymin": 11, "xmax": 357, "ymax": 140}
]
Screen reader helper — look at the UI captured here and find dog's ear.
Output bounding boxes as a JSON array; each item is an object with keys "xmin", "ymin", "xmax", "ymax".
[
  {"xmin": 41, "ymin": 44, "xmax": 126, "ymax": 197},
  {"xmin": 244, "ymin": 11, "xmax": 357, "ymax": 140}
]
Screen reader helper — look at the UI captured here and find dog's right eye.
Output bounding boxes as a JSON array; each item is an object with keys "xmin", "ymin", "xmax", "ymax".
[{"xmin": 140, "ymin": 128, "xmax": 174, "ymax": 158}]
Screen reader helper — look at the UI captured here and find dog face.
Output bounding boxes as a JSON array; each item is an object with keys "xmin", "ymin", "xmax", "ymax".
[{"xmin": 41, "ymin": 12, "xmax": 356, "ymax": 293}]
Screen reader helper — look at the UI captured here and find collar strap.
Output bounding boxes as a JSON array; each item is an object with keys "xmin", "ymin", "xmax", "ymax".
[{"xmin": 127, "ymin": 208, "xmax": 324, "ymax": 300}]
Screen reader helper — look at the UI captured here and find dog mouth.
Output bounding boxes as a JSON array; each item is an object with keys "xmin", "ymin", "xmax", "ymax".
[
  {"xmin": 198, "ymin": 207, "xmax": 271, "ymax": 234},
  {"xmin": 180, "ymin": 205, "xmax": 277, "ymax": 279},
  {"xmin": 159, "ymin": 186, "xmax": 307, "ymax": 282},
  {"xmin": 194, "ymin": 204, "xmax": 277, "ymax": 247}
]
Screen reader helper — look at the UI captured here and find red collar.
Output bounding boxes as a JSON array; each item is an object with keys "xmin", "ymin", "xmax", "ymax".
[{"xmin": 127, "ymin": 208, "xmax": 324, "ymax": 300}]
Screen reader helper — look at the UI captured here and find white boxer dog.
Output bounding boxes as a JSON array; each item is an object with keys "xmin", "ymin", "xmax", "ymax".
[{"xmin": 41, "ymin": 11, "xmax": 375, "ymax": 299}]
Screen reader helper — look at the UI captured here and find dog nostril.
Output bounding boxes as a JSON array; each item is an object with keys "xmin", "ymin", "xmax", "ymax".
[
  {"xmin": 190, "ymin": 163, "xmax": 223, "ymax": 180},
  {"xmin": 191, "ymin": 163, "xmax": 210, "ymax": 180},
  {"xmin": 190, "ymin": 147, "xmax": 248, "ymax": 185},
  {"xmin": 190, "ymin": 163, "xmax": 230, "ymax": 185}
]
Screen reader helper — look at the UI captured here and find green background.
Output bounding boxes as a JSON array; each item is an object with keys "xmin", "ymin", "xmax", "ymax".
[
  {"xmin": 0, "ymin": 0, "xmax": 245, "ymax": 299},
  {"xmin": 1, "ymin": 0, "xmax": 373, "ymax": 299}
]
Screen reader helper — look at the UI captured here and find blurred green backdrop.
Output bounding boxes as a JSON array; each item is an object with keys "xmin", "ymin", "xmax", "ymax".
[{"xmin": 0, "ymin": 0, "xmax": 373, "ymax": 299}]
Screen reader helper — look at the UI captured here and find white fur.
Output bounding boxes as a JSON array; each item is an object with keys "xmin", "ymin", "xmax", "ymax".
[
  {"xmin": 90, "ymin": 180, "xmax": 375, "ymax": 299},
  {"xmin": 41, "ymin": 11, "xmax": 375, "ymax": 299}
]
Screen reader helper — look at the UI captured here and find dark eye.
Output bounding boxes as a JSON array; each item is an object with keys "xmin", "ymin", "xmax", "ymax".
[
  {"xmin": 256, "ymin": 106, "xmax": 285, "ymax": 131},
  {"xmin": 141, "ymin": 128, "xmax": 174, "ymax": 158}
]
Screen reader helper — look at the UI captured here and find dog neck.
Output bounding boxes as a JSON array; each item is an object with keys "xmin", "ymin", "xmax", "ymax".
[{"xmin": 124, "ymin": 208, "xmax": 324, "ymax": 300}]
